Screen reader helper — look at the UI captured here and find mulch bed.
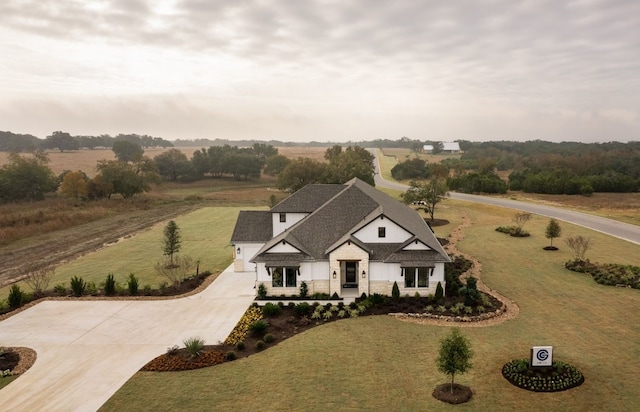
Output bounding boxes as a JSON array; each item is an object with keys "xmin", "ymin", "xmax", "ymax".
[
  {"xmin": 0, "ymin": 350, "xmax": 19, "ymax": 371},
  {"xmin": 432, "ymin": 383, "xmax": 473, "ymax": 404},
  {"xmin": 142, "ymin": 292, "xmax": 502, "ymax": 372}
]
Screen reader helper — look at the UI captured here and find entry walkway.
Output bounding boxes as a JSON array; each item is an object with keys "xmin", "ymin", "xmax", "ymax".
[{"xmin": 0, "ymin": 267, "xmax": 256, "ymax": 412}]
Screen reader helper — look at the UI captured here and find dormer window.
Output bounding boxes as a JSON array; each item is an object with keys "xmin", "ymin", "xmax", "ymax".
[
  {"xmin": 378, "ymin": 227, "xmax": 386, "ymax": 238},
  {"xmin": 279, "ymin": 213, "xmax": 286, "ymax": 223}
]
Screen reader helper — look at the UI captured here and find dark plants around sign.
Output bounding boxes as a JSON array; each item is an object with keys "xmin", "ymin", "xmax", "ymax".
[{"xmin": 502, "ymin": 359, "xmax": 584, "ymax": 392}]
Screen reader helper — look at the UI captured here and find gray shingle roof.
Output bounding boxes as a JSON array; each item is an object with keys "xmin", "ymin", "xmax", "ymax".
[
  {"xmin": 250, "ymin": 178, "xmax": 450, "ymax": 263},
  {"xmin": 270, "ymin": 184, "xmax": 345, "ymax": 213},
  {"xmin": 230, "ymin": 211, "xmax": 272, "ymax": 242}
]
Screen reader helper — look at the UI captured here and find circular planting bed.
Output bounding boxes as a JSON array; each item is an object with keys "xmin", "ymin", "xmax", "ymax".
[
  {"xmin": 502, "ymin": 359, "xmax": 584, "ymax": 392},
  {"xmin": 432, "ymin": 383, "xmax": 473, "ymax": 404}
]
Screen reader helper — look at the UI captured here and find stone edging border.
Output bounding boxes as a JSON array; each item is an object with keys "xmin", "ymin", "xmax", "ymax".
[{"xmin": 391, "ymin": 212, "xmax": 519, "ymax": 328}]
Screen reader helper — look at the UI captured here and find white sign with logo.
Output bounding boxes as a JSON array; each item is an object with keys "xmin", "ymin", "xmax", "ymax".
[{"xmin": 531, "ymin": 346, "xmax": 553, "ymax": 367}]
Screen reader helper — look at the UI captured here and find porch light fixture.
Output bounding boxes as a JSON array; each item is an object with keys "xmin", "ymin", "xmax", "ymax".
[
  {"xmin": 236, "ymin": 247, "xmax": 241, "ymax": 254},
  {"xmin": 362, "ymin": 270, "xmax": 366, "ymax": 278},
  {"xmin": 332, "ymin": 271, "xmax": 337, "ymax": 279}
]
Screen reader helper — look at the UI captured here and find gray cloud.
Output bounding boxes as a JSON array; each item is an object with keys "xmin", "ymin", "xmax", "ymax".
[{"xmin": 1, "ymin": 0, "xmax": 639, "ymax": 141}]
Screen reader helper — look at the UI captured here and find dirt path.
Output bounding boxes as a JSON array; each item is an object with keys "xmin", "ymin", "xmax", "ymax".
[
  {"xmin": 393, "ymin": 212, "xmax": 520, "ymax": 327},
  {"xmin": 0, "ymin": 203, "xmax": 200, "ymax": 287}
]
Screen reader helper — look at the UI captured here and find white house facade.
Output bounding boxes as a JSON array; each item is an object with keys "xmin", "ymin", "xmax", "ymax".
[{"xmin": 230, "ymin": 178, "xmax": 450, "ymax": 298}]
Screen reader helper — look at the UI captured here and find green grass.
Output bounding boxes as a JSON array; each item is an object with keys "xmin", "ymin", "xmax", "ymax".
[
  {"xmin": 101, "ymin": 200, "xmax": 640, "ymax": 411},
  {"xmin": 0, "ymin": 376, "xmax": 18, "ymax": 390},
  {"xmin": 0, "ymin": 207, "xmax": 261, "ymax": 300}
]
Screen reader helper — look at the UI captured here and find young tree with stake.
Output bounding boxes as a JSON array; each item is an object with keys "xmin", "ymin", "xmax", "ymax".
[{"xmin": 436, "ymin": 328, "xmax": 474, "ymax": 394}]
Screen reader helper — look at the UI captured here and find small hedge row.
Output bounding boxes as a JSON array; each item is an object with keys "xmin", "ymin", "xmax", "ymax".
[
  {"xmin": 566, "ymin": 260, "xmax": 640, "ymax": 289},
  {"xmin": 502, "ymin": 359, "xmax": 584, "ymax": 392}
]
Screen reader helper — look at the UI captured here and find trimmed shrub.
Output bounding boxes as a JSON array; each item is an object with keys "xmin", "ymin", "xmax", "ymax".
[
  {"xmin": 331, "ymin": 292, "xmax": 339, "ymax": 299},
  {"xmin": 360, "ymin": 292, "xmax": 367, "ymax": 300},
  {"xmin": 262, "ymin": 302, "xmax": 282, "ymax": 318},
  {"xmin": 294, "ymin": 302, "xmax": 313, "ymax": 317},
  {"xmin": 127, "ymin": 273, "xmax": 139, "ymax": 295},
  {"xmin": 263, "ymin": 333, "xmax": 275, "ymax": 343},
  {"xmin": 235, "ymin": 341, "xmax": 246, "ymax": 351},
  {"xmin": 257, "ymin": 283, "xmax": 267, "ymax": 299},
  {"xmin": 299, "ymin": 281, "xmax": 308, "ymax": 298},
  {"xmin": 369, "ymin": 293, "xmax": 387, "ymax": 306},
  {"xmin": 104, "ymin": 273, "xmax": 116, "ymax": 296},
  {"xmin": 70, "ymin": 276, "xmax": 86, "ymax": 297},
  {"xmin": 225, "ymin": 351, "xmax": 237, "ymax": 361},
  {"xmin": 435, "ymin": 282, "xmax": 444, "ymax": 301},
  {"xmin": 8, "ymin": 284, "xmax": 24, "ymax": 308},
  {"xmin": 392, "ymin": 281, "xmax": 400, "ymax": 299},
  {"xmin": 255, "ymin": 340, "xmax": 265, "ymax": 350}
]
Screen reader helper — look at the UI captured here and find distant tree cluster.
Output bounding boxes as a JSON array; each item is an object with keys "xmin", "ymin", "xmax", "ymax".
[
  {"xmin": 0, "ymin": 130, "xmax": 173, "ymax": 152},
  {"xmin": 0, "ymin": 151, "xmax": 58, "ymax": 202},
  {"xmin": 188, "ymin": 143, "xmax": 277, "ymax": 181},
  {"xmin": 457, "ymin": 140, "xmax": 640, "ymax": 194},
  {"xmin": 276, "ymin": 145, "xmax": 375, "ymax": 192},
  {"xmin": 447, "ymin": 172, "xmax": 508, "ymax": 194}
]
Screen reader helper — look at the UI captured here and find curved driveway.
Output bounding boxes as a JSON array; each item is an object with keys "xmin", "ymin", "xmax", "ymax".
[
  {"xmin": 370, "ymin": 149, "xmax": 640, "ymax": 245},
  {"xmin": 0, "ymin": 268, "xmax": 255, "ymax": 412}
]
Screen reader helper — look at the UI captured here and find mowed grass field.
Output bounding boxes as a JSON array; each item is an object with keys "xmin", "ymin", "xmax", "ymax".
[
  {"xmin": 0, "ymin": 207, "xmax": 260, "ymax": 300},
  {"xmin": 101, "ymin": 198, "xmax": 640, "ymax": 412}
]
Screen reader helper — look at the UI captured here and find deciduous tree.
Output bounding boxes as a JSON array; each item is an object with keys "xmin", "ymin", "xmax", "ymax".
[
  {"xmin": 0, "ymin": 151, "xmax": 58, "ymax": 202},
  {"xmin": 436, "ymin": 328, "xmax": 474, "ymax": 393},
  {"xmin": 154, "ymin": 149, "xmax": 192, "ymax": 181},
  {"xmin": 566, "ymin": 235, "xmax": 591, "ymax": 261},
  {"xmin": 59, "ymin": 170, "xmax": 89, "ymax": 199},
  {"xmin": 112, "ymin": 140, "xmax": 144, "ymax": 163},
  {"xmin": 401, "ymin": 179, "xmax": 449, "ymax": 220},
  {"xmin": 545, "ymin": 218, "xmax": 562, "ymax": 247},
  {"xmin": 277, "ymin": 157, "xmax": 327, "ymax": 192}
]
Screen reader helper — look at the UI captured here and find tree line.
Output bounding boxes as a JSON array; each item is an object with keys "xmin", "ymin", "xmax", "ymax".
[
  {"xmin": 391, "ymin": 139, "xmax": 639, "ymax": 195},
  {"xmin": 0, "ymin": 131, "xmax": 173, "ymax": 152},
  {"xmin": 0, "ymin": 142, "xmax": 376, "ymax": 203}
]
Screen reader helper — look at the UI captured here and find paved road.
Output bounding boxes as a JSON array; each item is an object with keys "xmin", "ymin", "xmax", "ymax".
[
  {"xmin": 0, "ymin": 267, "xmax": 256, "ymax": 412},
  {"xmin": 370, "ymin": 149, "xmax": 640, "ymax": 246}
]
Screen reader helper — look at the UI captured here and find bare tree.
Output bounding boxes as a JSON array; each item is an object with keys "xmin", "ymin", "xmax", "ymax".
[
  {"xmin": 512, "ymin": 212, "xmax": 532, "ymax": 234},
  {"xmin": 155, "ymin": 255, "xmax": 195, "ymax": 286},
  {"xmin": 565, "ymin": 236, "xmax": 591, "ymax": 261},
  {"xmin": 23, "ymin": 265, "xmax": 55, "ymax": 296}
]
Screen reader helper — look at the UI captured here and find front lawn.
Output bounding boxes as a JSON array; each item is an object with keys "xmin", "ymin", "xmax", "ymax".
[{"xmin": 101, "ymin": 200, "xmax": 640, "ymax": 411}]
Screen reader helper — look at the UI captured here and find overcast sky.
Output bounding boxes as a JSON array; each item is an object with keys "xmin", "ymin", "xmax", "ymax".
[{"xmin": 1, "ymin": 0, "xmax": 639, "ymax": 142}]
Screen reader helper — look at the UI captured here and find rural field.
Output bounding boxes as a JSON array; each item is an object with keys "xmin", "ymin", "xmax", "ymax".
[
  {"xmin": 0, "ymin": 146, "xmax": 329, "ymax": 177},
  {"xmin": 1, "ymin": 145, "xmax": 639, "ymax": 410},
  {"xmin": 99, "ymin": 197, "xmax": 640, "ymax": 411}
]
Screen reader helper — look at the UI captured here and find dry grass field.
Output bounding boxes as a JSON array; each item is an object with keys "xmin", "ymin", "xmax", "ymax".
[{"xmin": 0, "ymin": 146, "xmax": 328, "ymax": 177}]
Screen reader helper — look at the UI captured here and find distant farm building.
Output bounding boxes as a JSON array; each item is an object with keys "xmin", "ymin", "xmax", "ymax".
[{"xmin": 422, "ymin": 142, "xmax": 461, "ymax": 154}]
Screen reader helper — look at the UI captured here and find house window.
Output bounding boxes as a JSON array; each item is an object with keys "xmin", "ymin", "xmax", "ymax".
[
  {"xmin": 279, "ymin": 213, "xmax": 286, "ymax": 223},
  {"xmin": 269, "ymin": 267, "xmax": 298, "ymax": 287},
  {"xmin": 378, "ymin": 227, "xmax": 386, "ymax": 238},
  {"xmin": 404, "ymin": 267, "xmax": 433, "ymax": 288}
]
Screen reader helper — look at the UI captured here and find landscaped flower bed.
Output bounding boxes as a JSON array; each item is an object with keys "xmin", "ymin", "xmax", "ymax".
[
  {"xmin": 565, "ymin": 260, "xmax": 640, "ymax": 289},
  {"xmin": 224, "ymin": 305, "xmax": 263, "ymax": 346},
  {"xmin": 502, "ymin": 359, "xmax": 584, "ymax": 392},
  {"xmin": 142, "ymin": 350, "xmax": 225, "ymax": 372}
]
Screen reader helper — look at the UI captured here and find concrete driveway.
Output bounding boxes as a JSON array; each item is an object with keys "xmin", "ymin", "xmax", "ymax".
[{"xmin": 0, "ymin": 267, "xmax": 256, "ymax": 412}]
